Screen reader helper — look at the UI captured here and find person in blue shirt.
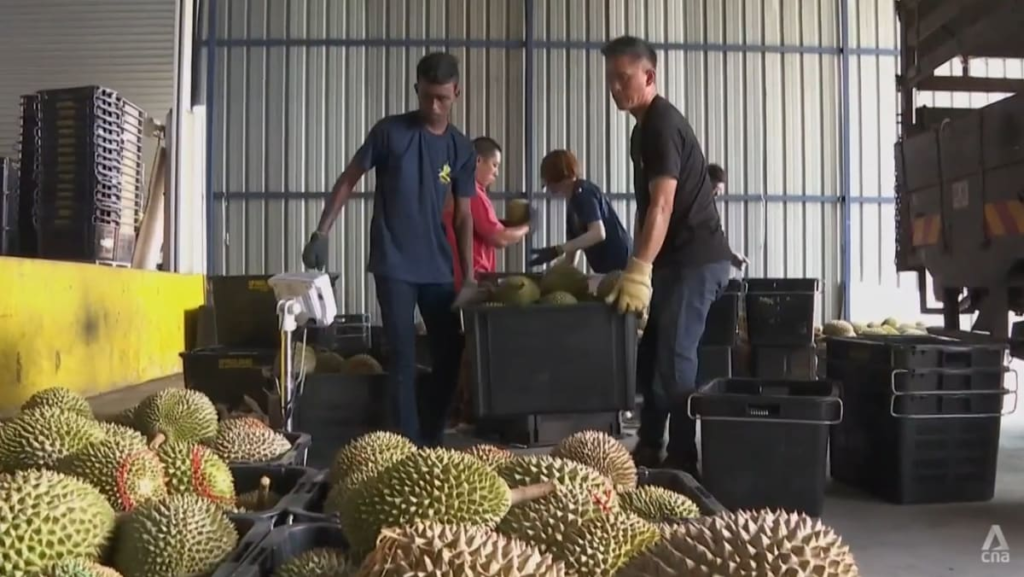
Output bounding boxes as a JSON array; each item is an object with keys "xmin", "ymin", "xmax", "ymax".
[
  {"xmin": 301, "ymin": 53, "xmax": 479, "ymax": 447},
  {"xmin": 528, "ymin": 149, "xmax": 632, "ymax": 272}
]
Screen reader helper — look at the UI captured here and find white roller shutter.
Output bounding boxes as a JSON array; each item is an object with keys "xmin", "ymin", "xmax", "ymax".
[{"xmin": 0, "ymin": 0, "xmax": 176, "ymax": 166}]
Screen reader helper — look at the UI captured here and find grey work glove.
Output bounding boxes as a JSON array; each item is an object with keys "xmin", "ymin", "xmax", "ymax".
[
  {"xmin": 452, "ymin": 280, "xmax": 481, "ymax": 310},
  {"xmin": 302, "ymin": 232, "xmax": 329, "ymax": 270}
]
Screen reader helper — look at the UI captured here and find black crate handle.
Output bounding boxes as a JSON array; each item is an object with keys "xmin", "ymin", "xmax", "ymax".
[
  {"xmin": 687, "ymin": 395, "xmax": 844, "ymax": 426},
  {"xmin": 887, "ymin": 367, "xmax": 1018, "ymax": 419},
  {"xmin": 888, "ymin": 367, "xmax": 1011, "ymax": 396}
]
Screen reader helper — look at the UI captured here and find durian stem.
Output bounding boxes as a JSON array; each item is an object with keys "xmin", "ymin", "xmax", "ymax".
[
  {"xmin": 149, "ymin": 432, "xmax": 167, "ymax": 451},
  {"xmin": 509, "ymin": 481, "xmax": 556, "ymax": 506},
  {"xmin": 257, "ymin": 476, "xmax": 272, "ymax": 509}
]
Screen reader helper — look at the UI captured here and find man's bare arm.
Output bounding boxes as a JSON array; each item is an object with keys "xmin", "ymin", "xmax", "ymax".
[
  {"xmin": 454, "ymin": 196, "xmax": 476, "ymax": 283},
  {"xmin": 634, "ymin": 176, "xmax": 677, "ymax": 263},
  {"xmin": 315, "ymin": 159, "xmax": 367, "ymax": 234}
]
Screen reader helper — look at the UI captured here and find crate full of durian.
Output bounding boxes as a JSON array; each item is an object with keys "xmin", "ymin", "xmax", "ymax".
[
  {"xmin": 464, "ymin": 266, "xmax": 639, "ymax": 417},
  {"xmin": 0, "ymin": 385, "xmax": 287, "ymax": 576},
  {"xmin": 256, "ymin": 429, "xmax": 860, "ymax": 576}
]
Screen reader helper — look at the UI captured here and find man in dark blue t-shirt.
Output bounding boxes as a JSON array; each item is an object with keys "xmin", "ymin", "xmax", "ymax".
[
  {"xmin": 529, "ymin": 149, "xmax": 631, "ymax": 273},
  {"xmin": 302, "ymin": 53, "xmax": 478, "ymax": 447}
]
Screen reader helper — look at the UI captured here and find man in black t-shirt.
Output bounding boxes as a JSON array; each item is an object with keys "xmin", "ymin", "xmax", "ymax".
[{"xmin": 601, "ymin": 36, "xmax": 733, "ymax": 476}]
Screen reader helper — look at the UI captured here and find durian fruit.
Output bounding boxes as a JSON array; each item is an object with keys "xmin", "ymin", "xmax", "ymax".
[
  {"xmin": 618, "ymin": 509, "xmax": 860, "ymax": 577},
  {"xmin": 915, "ymin": 320, "xmax": 927, "ymax": 328},
  {"xmin": 208, "ymin": 424, "xmax": 293, "ymax": 463},
  {"xmin": 496, "ymin": 454, "xmax": 614, "ymax": 497},
  {"xmin": 134, "ymin": 388, "xmax": 219, "ymax": 444},
  {"xmin": 220, "ymin": 415, "xmax": 271, "ymax": 431},
  {"xmin": 328, "ymin": 431, "xmax": 417, "ymax": 486},
  {"xmin": 821, "ymin": 320, "xmax": 856, "ymax": 338},
  {"xmin": 34, "ymin": 559, "xmax": 123, "ymax": 577},
  {"xmin": 539, "ymin": 264, "xmax": 589, "ymax": 299},
  {"xmin": 0, "ymin": 469, "xmax": 117, "ymax": 575},
  {"xmin": 21, "ymin": 386, "xmax": 94, "ymax": 419},
  {"xmin": 493, "ymin": 275, "xmax": 542, "ymax": 306},
  {"xmin": 850, "ymin": 321, "xmax": 867, "ymax": 335},
  {"xmin": 596, "ymin": 270, "xmax": 623, "ymax": 300},
  {"xmin": 618, "ymin": 485, "xmax": 701, "ymax": 522},
  {"xmin": 235, "ymin": 475, "xmax": 281, "ymax": 511},
  {"xmin": 505, "ymin": 198, "xmax": 532, "ymax": 226},
  {"xmin": 99, "ymin": 421, "xmax": 148, "ymax": 446},
  {"xmin": 57, "ymin": 435, "xmax": 168, "ymax": 512},
  {"xmin": 461, "ymin": 443, "xmax": 514, "ymax": 469},
  {"xmin": 881, "ymin": 324, "xmax": 900, "ymax": 335},
  {"xmin": 274, "ymin": 548, "xmax": 349, "ymax": 577},
  {"xmin": 858, "ymin": 327, "xmax": 888, "ymax": 336},
  {"xmin": 538, "ymin": 290, "xmax": 578, "ymax": 306},
  {"xmin": 153, "ymin": 437, "xmax": 236, "ymax": 507},
  {"xmin": 357, "ymin": 522, "xmax": 568, "ymax": 577},
  {"xmin": 556, "ymin": 511, "xmax": 660, "ymax": 576},
  {"xmin": 316, "ymin": 351, "xmax": 347, "ymax": 373},
  {"xmin": 342, "ymin": 354, "xmax": 385, "ymax": 376},
  {"xmin": 866, "ymin": 321, "xmax": 879, "ymax": 329},
  {"xmin": 882, "ymin": 317, "xmax": 900, "ymax": 328},
  {"xmin": 499, "ymin": 481, "xmax": 619, "ymax": 556},
  {"xmin": 335, "ymin": 448, "xmax": 553, "ymax": 555},
  {"xmin": 113, "ymin": 493, "xmax": 240, "ymax": 577},
  {"xmin": 551, "ymin": 429, "xmax": 637, "ymax": 489},
  {"xmin": 0, "ymin": 407, "xmax": 105, "ymax": 472}
]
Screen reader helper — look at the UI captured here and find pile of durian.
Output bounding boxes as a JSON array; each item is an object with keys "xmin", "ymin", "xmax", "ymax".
[
  {"xmin": 477, "ymin": 265, "xmax": 610, "ymax": 307},
  {"xmin": 278, "ymin": 342, "xmax": 386, "ymax": 376},
  {"xmin": 270, "ymin": 429, "xmax": 861, "ymax": 577},
  {"xmin": 0, "ymin": 386, "xmax": 297, "ymax": 576},
  {"xmin": 816, "ymin": 317, "xmax": 929, "ymax": 347}
]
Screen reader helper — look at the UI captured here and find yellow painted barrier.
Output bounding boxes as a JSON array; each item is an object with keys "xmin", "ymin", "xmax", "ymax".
[{"xmin": 0, "ymin": 256, "xmax": 204, "ymax": 412}]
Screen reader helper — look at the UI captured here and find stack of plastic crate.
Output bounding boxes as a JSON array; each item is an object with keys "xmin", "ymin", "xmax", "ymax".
[
  {"xmin": 16, "ymin": 94, "xmax": 39, "ymax": 257},
  {"xmin": 32, "ymin": 86, "xmax": 145, "ymax": 265}
]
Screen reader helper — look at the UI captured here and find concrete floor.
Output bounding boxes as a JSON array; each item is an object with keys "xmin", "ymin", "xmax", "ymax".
[{"xmin": 85, "ymin": 374, "xmax": 1024, "ymax": 575}]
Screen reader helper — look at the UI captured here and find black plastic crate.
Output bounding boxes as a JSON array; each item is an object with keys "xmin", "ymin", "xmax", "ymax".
[
  {"xmin": 690, "ymin": 377, "xmax": 842, "ymax": 516},
  {"xmin": 752, "ymin": 345, "xmax": 818, "ymax": 379},
  {"xmin": 636, "ymin": 468, "xmax": 729, "ymax": 516},
  {"xmin": 288, "ymin": 465, "xmax": 725, "ymax": 527},
  {"xmin": 180, "ymin": 347, "xmax": 282, "ymax": 426},
  {"xmin": 208, "ymin": 516, "xmax": 274, "ymax": 577},
  {"xmin": 826, "ymin": 335, "xmax": 1006, "ymax": 370},
  {"xmin": 292, "ymin": 368, "xmax": 432, "ymax": 470},
  {"xmin": 744, "ymin": 278, "xmax": 819, "ymax": 346},
  {"xmin": 827, "ymin": 359, "xmax": 1011, "ymax": 504},
  {"xmin": 229, "ymin": 464, "xmax": 318, "ymax": 523},
  {"xmin": 228, "ymin": 523, "xmax": 347, "ymax": 576},
  {"xmin": 208, "ymin": 274, "xmax": 339, "ymax": 348},
  {"xmin": 465, "ymin": 302, "xmax": 638, "ymax": 417},
  {"xmin": 305, "ymin": 314, "xmax": 373, "ymax": 356},
  {"xmin": 700, "ymin": 279, "xmax": 743, "ymax": 346},
  {"xmin": 35, "ymin": 215, "xmax": 133, "ymax": 264},
  {"xmin": 697, "ymin": 346, "xmax": 733, "ymax": 386},
  {"xmin": 474, "ymin": 411, "xmax": 622, "ymax": 448}
]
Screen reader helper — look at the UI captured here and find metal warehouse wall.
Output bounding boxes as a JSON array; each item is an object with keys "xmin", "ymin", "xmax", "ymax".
[
  {"xmin": 201, "ymin": 0, "xmax": 907, "ymax": 323},
  {"xmin": 0, "ymin": 0, "xmax": 177, "ymax": 170}
]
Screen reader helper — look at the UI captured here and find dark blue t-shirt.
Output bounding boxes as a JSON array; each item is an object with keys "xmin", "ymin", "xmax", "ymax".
[
  {"xmin": 566, "ymin": 179, "xmax": 631, "ymax": 273},
  {"xmin": 353, "ymin": 112, "xmax": 476, "ymax": 284}
]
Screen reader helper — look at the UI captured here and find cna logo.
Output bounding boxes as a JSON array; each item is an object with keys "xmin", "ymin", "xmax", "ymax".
[{"xmin": 981, "ymin": 524, "xmax": 1010, "ymax": 564}]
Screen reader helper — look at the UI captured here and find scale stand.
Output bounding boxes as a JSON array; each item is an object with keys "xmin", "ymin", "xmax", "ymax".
[{"xmin": 268, "ymin": 272, "xmax": 338, "ymax": 432}]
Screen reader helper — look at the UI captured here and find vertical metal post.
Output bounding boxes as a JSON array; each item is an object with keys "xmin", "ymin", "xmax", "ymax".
[
  {"xmin": 839, "ymin": 0, "xmax": 853, "ymax": 319},
  {"xmin": 523, "ymin": 0, "xmax": 536, "ymax": 266},
  {"xmin": 204, "ymin": 0, "xmax": 217, "ymax": 274}
]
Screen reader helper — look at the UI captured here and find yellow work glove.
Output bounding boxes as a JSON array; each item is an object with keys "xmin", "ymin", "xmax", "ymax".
[{"xmin": 604, "ymin": 257, "xmax": 653, "ymax": 314}]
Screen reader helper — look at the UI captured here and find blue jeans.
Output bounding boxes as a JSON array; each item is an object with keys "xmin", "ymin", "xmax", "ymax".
[
  {"xmin": 637, "ymin": 260, "xmax": 732, "ymax": 464},
  {"xmin": 374, "ymin": 275, "xmax": 463, "ymax": 447}
]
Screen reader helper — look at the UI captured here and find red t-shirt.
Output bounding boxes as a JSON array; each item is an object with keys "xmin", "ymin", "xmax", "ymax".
[{"xmin": 443, "ymin": 182, "xmax": 504, "ymax": 291}]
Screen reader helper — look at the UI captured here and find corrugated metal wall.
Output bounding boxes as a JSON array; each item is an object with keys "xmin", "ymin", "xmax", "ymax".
[
  {"xmin": 202, "ymin": 0, "xmax": 908, "ymax": 323},
  {"xmin": 0, "ymin": 0, "xmax": 176, "ymax": 166}
]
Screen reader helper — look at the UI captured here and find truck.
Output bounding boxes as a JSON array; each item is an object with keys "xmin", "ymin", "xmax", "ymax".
[{"xmin": 895, "ymin": 0, "xmax": 1024, "ymax": 358}]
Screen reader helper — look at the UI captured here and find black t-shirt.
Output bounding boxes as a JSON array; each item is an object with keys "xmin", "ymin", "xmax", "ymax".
[{"xmin": 630, "ymin": 95, "xmax": 732, "ymax": 269}]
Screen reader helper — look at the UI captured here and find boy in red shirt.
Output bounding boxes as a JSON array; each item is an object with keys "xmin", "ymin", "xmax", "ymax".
[
  {"xmin": 443, "ymin": 137, "xmax": 529, "ymax": 290},
  {"xmin": 443, "ymin": 136, "xmax": 529, "ymax": 426}
]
